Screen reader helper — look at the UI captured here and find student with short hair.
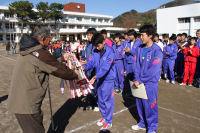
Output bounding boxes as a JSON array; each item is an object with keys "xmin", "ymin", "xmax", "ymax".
[
  {"xmin": 83, "ymin": 33, "xmax": 116, "ymax": 130},
  {"xmin": 101, "ymin": 29, "xmax": 113, "ymax": 47},
  {"xmin": 113, "ymin": 33, "xmax": 125, "ymax": 94},
  {"xmin": 81, "ymin": 28, "xmax": 99, "ymax": 111},
  {"xmin": 176, "ymin": 33, "xmax": 188, "ymax": 81},
  {"xmin": 154, "ymin": 33, "xmax": 163, "ymax": 51},
  {"xmin": 124, "ymin": 29, "xmax": 142, "ymax": 81},
  {"xmin": 163, "ymin": 34, "xmax": 178, "ymax": 84},
  {"xmin": 131, "ymin": 24, "xmax": 163, "ymax": 133},
  {"xmin": 180, "ymin": 37, "xmax": 199, "ymax": 86}
]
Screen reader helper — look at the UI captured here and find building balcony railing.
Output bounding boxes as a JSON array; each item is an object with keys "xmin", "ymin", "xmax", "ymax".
[{"xmin": 47, "ymin": 19, "xmax": 113, "ymax": 26}]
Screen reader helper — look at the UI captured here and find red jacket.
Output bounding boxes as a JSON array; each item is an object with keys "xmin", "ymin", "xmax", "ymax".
[{"xmin": 183, "ymin": 46, "xmax": 199, "ymax": 63}]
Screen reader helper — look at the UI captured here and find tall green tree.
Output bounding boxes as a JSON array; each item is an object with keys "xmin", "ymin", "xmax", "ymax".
[
  {"xmin": 9, "ymin": 1, "xmax": 34, "ymax": 37},
  {"xmin": 36, "ymin": 2, "xmax": 50, "ymax": 24},
  {"xmin": 49, "ymin": 3, "xmax": 63, "ymax": 38}
]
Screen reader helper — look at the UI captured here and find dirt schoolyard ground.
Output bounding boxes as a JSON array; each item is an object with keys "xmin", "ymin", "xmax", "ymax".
[{"xmin": 0, "ymin": 45, "xmax": 200, "ymax": 133}]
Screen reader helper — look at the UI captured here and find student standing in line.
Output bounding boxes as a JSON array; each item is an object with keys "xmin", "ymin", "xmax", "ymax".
[
  {"xmin": 131, "ymin": 24, "xmax": 163, "ymax": 133},
  {"xmin": 83, "ymin": 33, "xmax": 116, "ymax": 130},
  {"xmin": 180, "ymin": 37, "xmax": 199, "ymax": 86},
  {"xmin": 154, "ymin": 33, "xmax": 163, "ymax": 51},
  {"xmin": 113, "ymin": 33, "xmax": 125, "ymax": 94},
  {"xmin": 124, "ymin": 29, "xmax": 142, "ymax": 81},
  {"xmin": 80, "ymin": 28, "xmax": 99, "ymax": 111},
  {"xmin": 163, "ymin": 34, "xmax": 178, "ymax": 84},
  {"xmin": 176, "ymin": 33, "xmax": 188, "ymax": 81}
]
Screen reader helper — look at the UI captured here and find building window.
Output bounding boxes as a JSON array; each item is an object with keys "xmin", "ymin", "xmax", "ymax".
[
  {"xmin": 84, "ymin": 26, "xmax": 89, "ymax": 29},
  {"xmin": 62, "ymin": 25, "xmax": 66, "ymax": 28},
  {"xmin": 6, "ymin": 34, "xmax": 15, "ymax": 41},
  {"xmin": 178, "ymin": 18, "xmax": 190, "ymax": 23},
  {"xmin": 104, "ymin": 19, "xmax": 109, "ymax": 23},
  {"xmin": 69, "ymin": 16, "xmax": 75, "ymax": 20},
  {"xmin": 77, "ymin": 25, "xmax": 82, "ymax": 29},
  {"xmin": 11, "ymin": 34, "xmax": 16, "ymax": 41},
  {"xmin": 98, "ymin": 19, "xmax": 103, "ymax": 23},
  {"xmin": 69, "ymin": 25, "xmax": 75, "ymax": 29},
  {"xmin": 50, "ymin": 25, "xmax": 55, "ymax": 29},
  {"xmin": 84, "ymin": 17, "xmax": 90, "ymax": 21},
  {"xmin": 10, "ymin": 23, "xmax": 15, "ymax": 29},
  {"xmin": 194, "ymin": 17, "xmax": 200, "ymax": 22},
  {"xmin": 6, "ymin": 34, "xmax": 10, "ymax": 41},
  {"xmin": 0, "ymin": 35, "xmax": 3, "ymax": 41},
  {"xmin": 91, "ymin": 18, "xmax": 96, "ymax": 22},
  {"xmin": 4, "ymin": 12, "xmax": 14, "ymax": 18},
  {"xmin": 77, "ymin": 17, "xmax": 82, "ymax": 21},
  {"xmin": 5, "ymin": 23, "xmax": 9, "ymax": 29}
]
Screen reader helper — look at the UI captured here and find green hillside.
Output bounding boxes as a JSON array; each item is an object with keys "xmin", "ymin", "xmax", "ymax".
[{"xmin": 113, "ymin": 0, "xmax": 200, "ymax": 28}]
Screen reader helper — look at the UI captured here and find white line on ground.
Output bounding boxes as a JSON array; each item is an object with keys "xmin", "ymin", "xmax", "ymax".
[
  {"xmin": 66, "ymin": 93, "xmax": 200, "ymax": 133},
  {"xmin": 66, "ymin": 104, "xmax": 136, "ymax": 133},
  {"xmin": 158, "ymin": 106, "xmax": 200, "ymax": 121},
  {"xmin": 0, "ymin": 54, "xmax": 16, "ymax": 62}
]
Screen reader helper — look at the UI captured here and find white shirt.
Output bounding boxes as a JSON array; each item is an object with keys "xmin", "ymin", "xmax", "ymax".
[
  {"xmin": 131, "ymin": 42, "xmax": 134, "ymax": 49},
  {"xmin": 155, "ymin": 41, "xmax": 164, "ymax": 51}
]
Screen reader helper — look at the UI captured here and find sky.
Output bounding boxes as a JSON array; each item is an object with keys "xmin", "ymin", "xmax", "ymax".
[{"xmin": 0, "ymin": 0, "xmax": 188, "ymax": 18}]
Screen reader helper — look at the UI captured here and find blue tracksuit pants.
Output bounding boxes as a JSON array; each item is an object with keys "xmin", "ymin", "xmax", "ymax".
[
  {"xmin": 164, "ymin": 59, "xmax": 175, "ymax": 81},
  {"xmin": 176, "ymin": 53, "xmax": 185, "ymax": 78},
  {"xmin": 136, "ymin": 83, "xmax": 158, "ymax": 133},
  {"xmin": 126, "ymin": 63, "xmax": 134, "ymax": 81},
  {"xmin": 97, "ymin": 81, "xmax": 115, "ymax": 124},
  {"xmin": 114, "ymin": 60, "xmax": 124, "ymax": 90}
]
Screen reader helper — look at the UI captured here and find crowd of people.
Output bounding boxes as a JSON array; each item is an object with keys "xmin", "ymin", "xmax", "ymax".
[
  {"xmin": 7, "ymin": 25, "xmax": 200, "ymax": 133},
  {"xmin": 47, "ymin": 27, "xmax": 200, "ymax": 132}
]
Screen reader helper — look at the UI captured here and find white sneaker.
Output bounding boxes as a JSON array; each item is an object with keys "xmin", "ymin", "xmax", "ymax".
[
  {"xmin": 166, "ymin": 79, "xmax": 170, "ymax": 83},
  {"xmin": 151, "ymin": 131, "xmax": 156, "ymax": 133},
  {"xmin": 94, "ymin": 107, "xmax": 99, "ymax": 112},
  {"xmin": 131, "ymin": 124, "xmax": 146, "ymax": 131},
  {"xmin": 164, "ymin": 74, "xmax": 167, "ymax": 79},
  {"xmin": 188, "ymin": 84, "xmax": 192, "ymax": 86},
  {"xmin": 97, "ymin": 118, "xmax": 105, "ymax": 126},
  {"xmin": 100, "ymin": 123, "xmax": 112, "ymax": 130},
  {"xmin": 179, "ymin": 83, "xmax": 186, "ymax": 86},
  {"xmin": 171, "ymin": 81, "xmax": 175, "ymax": 84}
]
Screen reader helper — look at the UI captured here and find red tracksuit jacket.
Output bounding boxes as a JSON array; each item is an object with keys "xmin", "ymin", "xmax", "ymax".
[{"xmin": 183, "ymin": 46, "xmax": 199, "ymax": 63}]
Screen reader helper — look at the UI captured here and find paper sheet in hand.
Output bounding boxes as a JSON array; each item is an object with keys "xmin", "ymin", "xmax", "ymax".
[{"xmin": 129, "ymin": 81, "xmax": 148, "ymax": 99}]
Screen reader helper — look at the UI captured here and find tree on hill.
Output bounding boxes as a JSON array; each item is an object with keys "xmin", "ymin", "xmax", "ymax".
[{"xmin": 113, "ymin": 0, "xmax": 199, "ymax": 28}]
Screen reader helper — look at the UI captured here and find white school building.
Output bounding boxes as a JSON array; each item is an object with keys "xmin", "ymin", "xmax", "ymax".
[
  {"xmin": 157, "ymin": 3, "xmax": 200, "ymax": 37},
  {"xmin": 0, "ymin": 2, "xmax": 127, "ymax": 43}
]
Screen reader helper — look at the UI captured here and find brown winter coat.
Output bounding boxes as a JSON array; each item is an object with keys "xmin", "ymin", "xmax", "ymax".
[{"xmin": 8, "ymin": 43, "xmax": 78, "ymax": 114}]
